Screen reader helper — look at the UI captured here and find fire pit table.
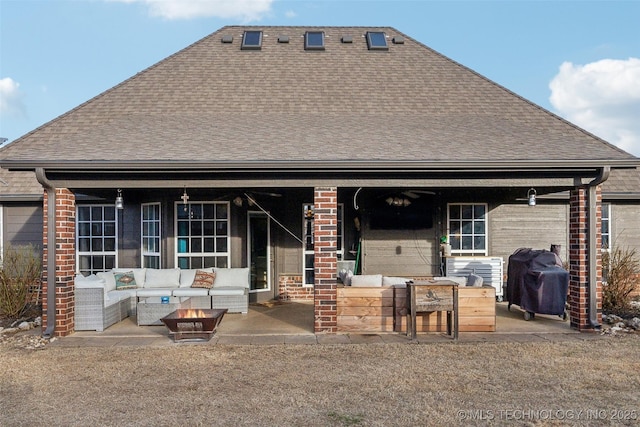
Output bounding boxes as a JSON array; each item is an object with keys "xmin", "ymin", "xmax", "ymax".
[{"xmin": 161, "ymin": 308, "xmax": 227, "ymax": 342}]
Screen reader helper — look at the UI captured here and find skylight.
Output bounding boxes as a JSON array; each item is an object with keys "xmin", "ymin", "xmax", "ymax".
[
  {"xmin": 366, "ymin": 32, "xmax": 388, "ymax": 50},
  {"xmin": 241, "ymin": 31, "xmax": 262, "ymax": 50},
  {"xmin": 305, "ymin": 31, "xmax": 325, "ymax": 50}
]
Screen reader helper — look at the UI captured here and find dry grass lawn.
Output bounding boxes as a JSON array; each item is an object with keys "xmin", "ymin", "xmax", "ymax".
[{"xmin": 1, "ymin": 335, "xmax": 639, "ymax": 426}]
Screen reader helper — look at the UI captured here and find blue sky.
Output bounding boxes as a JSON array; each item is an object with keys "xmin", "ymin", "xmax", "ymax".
[{"xmin": 1, "ymin": 0, "xmax": 639, "ymax": 155}]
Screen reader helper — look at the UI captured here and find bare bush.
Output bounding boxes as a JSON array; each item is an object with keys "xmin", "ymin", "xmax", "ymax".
[
  {"xmin": 0, "ymin": 244, "xmax": 42, "ymax": 319},
  {"xmin": 602, "ymin": 246, "xmax": 639, "ymax": 311}
]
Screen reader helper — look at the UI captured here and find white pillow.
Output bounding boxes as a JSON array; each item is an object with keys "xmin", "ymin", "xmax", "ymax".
[
  {"xmin": 144, "ymin": 268, "xmax": 180, "ymax": 288},
  {"xmin": 96, "ymin": 271, "xmax": 116, "ymax": 292},
  {"xmin": 350, "ymin": 274, "xmax": 383, "ymax": 287},
  {"xmin": 179, "ymin": 268, "xmax": 214, "ymax": 288},
  {"xmin": 213, "ymin": 268, "xmax": 250, "ymax": 288}
]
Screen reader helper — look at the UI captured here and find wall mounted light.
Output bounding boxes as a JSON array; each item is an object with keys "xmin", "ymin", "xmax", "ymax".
[
  {"xmin": 233, "ymin": 196, "xmax": 243, "ymax": 207},
  {"xmin": 527, "ymin": 188, "xmax": 537, "ymax": 206},
  {"xmin": 115, "ymin": 189, "xmax": 124, "ymax": 210},
  {"xmin": 181, "ymin": 187, "xmax": 189, "ymax": 211}
]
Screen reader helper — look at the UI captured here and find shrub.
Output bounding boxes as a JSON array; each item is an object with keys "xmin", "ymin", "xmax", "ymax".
[
  {"xmin": 0, "ymin": 244, "xmax": 42, "ymax": 319},
  {"xmin": 602, "ymin": 246, "xmax": 639, "ymax": 312}
]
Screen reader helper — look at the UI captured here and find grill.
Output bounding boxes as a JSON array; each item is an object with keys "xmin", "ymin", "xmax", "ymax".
[{"xmin": 161, "ymin": 308, "xmax": 227, "ymax": 341}]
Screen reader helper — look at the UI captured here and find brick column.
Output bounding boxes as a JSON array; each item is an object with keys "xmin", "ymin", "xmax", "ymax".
[
  {"xmin": 568, "ymin": 186, "xmax": 602, "ymax": 330},
  {"xmin": 313, "ymin": 187, "xmax": 338, "ymax": 333},
  {"xmin": 42, "ymin": 188, "xmax": 76, "ymax": 336}
]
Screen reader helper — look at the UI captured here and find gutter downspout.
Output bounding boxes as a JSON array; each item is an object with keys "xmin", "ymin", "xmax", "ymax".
[
  {"xmin": 35, "ymin": 168, "xmax": 56, "ymax": 338},
  {"xmin": 587, "ymin": 166, "xmax": 610, "ymax": 329}
]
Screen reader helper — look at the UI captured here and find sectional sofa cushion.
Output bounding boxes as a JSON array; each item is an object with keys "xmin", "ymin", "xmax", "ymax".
[
  {"xmin": 213, "ymin": 268, "xmax": 250, "ymax": 288},
  {"xmin": 136, "ymin": 288, "xmax": 174, "ymax": 297},
  {"xmin": 382, "ymin": 276, "xmax": 410, "ymax": 287},
  {"xmin": 75, "ymin": 274, "xmax": 108, "ymax": 294},
  {"xmin": 350, "ymin": 274, "xmax": 383, "ymax": 287},
  {"xmin": 209, "ymin": 287, "xmax": 247, "ymax": 296},
  {"xmin": 172, "ymin": 288, "xmax": 210, "ymax": 297},
  {"xmin": 144, "ymin": 268, "xmax": 180, "ymax": 288},
  {"xmin": 96, "ymin": 271, "xmax": 117, "ymax": 292}
]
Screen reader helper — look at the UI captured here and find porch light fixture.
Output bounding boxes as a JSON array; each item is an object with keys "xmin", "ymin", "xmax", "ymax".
[
  {"xmin": 385, "ymin": 196, "xmax": 411, "ymax": 207},
  {"xmin": 115, "ymin": 189, "xmax": 124, "ymax": 210},
  {"xmin": 233, "ymin": 196, "xmax": 243, "ymax": 207},
  {"xmin": 527, "ymin": 188, "xmax": 537, "ymax": 206},
  {"xmin": 181, "ymin": 187, "xmax": 190, "ymax": 211}
]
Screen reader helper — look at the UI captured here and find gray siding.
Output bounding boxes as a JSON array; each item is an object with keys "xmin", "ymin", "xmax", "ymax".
[
  {"xmin": 611, "ymin": 203, "xmax": 640, "ymax": 253},
  {"xmin": 2, "ymin": 204, "xmax": 43, "ymax": 249},
  {"xmin": 489, "ymin": 203, "xmax": 569, "ymax": 262},
  {"xmin": 361, "ymin": 228, "xmax": 438, "ymax": 276}
]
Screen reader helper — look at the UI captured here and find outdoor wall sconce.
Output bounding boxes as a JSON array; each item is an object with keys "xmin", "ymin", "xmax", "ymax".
[
  {"xmin": 528, "ymin": 188, "xmax": 537, "ymax": 206},
  {"xmin": 181, "ymin": 187, "xmax": 190, "ymax": 211},
  {"xmin": 233, "ymin": 196, "xmax": 243, "ymax": 207},
  {"xmin": 115, "ymin": 189, "xmax": 124, "ymax": 210},
  {"xmin": 385, "ymin": 196, "xmax": 412, "ymax": 207}
]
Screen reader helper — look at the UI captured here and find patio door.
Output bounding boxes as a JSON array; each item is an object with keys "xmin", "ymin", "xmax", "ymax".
[{"xmin": 248, "ymin": 212, "xmax": 271, "ymax": 294}]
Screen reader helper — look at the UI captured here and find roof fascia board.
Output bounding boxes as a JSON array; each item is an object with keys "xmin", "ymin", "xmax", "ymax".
[
  {"xmin": 54, "ymin": 177, "xmax": 581, "ymax": 189},
  {"xmin": 0, "ymin": 195, "xmax": 44, "ymax": 202},
  {"xmin": 2, "ymin": 159, "xmax": 639, "ymax": 171}
]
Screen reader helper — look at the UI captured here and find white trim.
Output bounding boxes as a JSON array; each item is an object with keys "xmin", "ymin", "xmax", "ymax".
[
  {"xmin": 601, "ymin": 202, "xmax": 611, "ymax": 251},
  {"xmin": 174, "ymin": 201, "xmax": 230, "ymax": 269},
  {"xmin": 76, "ymin": 204, "xmax": 118, "ymax": 274},
  {"xmin": 447, "ymin": 203, "xmax": 488, "ymax": 256},
  {"xmin": 141, "ymin": 202, "xmax": 161, "ymax": 268}
]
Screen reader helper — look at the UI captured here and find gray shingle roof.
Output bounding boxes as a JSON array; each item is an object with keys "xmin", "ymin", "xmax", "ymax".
[
  {"xmin": 0, "ymin": 26, "xmax": 636, "ymax": 166},
  {"xmin": 0, "ymin": 168, "xmax": 42, "ymax": 200},
  {"xmin": 602, "ymin": 168, "xmax": 640, "ymax": 195}
]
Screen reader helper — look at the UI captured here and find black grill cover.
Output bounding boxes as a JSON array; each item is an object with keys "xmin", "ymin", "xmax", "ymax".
[{"xmin": 507, "ymin": 248, "xmax": 569, "ymax": 316}]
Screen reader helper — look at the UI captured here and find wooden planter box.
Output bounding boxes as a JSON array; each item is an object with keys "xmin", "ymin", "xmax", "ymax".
[{"xmin": 337, "ymin": 285, "xmax": 495, "ymax": 333}]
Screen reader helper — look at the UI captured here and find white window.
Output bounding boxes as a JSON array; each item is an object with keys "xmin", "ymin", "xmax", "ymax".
[
  {"xmin": 601, "ymin": 203, "xmax": 611, "ymax": 250},
  {"xmin": 302, "ymin": 203, "xmax": 343, "ymax": 286},
  {"xmin": 447, "ymin": 203, "xmax": 487, "ymax": 255},
  {"xmin": 176, "ymin": 202, "xmax": 229, "ymax": 269},
  {"xmin": 77, "ymin": 205, "xmax": 117, "ymax": 275},
  {"xmin": 141, "ymin": 203, "xmax": 161, "ymax": 268}
]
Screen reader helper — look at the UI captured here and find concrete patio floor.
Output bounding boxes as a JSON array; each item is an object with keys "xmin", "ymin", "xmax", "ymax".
[{"xmin": 48, "ymin": 300, "xmax": 606, "ymax": 348}]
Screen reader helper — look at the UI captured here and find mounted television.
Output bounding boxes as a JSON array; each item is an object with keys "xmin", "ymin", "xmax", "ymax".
[{"xmin": 368, "ymin": 199, "xmax": 433, "ymax": 230}]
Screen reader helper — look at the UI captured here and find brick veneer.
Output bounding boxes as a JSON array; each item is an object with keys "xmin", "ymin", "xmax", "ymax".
[
  {"xmin": 313, "ymin": 187, "xmax": 338, "ymax": 333},
  {"xmin": 278, "ymin": 274, "xmax": 314, "ymax": 301},
  {"xmin": 42, "ymin": 189, "xmax": 76, "ymax": 337},
  {"xmin": 568, "ymin": 186, "xmax": 602, "ymax": 330}
]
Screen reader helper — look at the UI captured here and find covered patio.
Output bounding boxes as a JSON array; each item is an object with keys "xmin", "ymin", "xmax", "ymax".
[{"xmin": 48, "ymin": 300, "xmax": 582, "ymax": 347}]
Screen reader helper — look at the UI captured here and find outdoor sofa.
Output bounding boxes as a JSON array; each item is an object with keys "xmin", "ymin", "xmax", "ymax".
[{"xmin": 74, "ymin": 267, "xmax": 250, "ymax": 331}]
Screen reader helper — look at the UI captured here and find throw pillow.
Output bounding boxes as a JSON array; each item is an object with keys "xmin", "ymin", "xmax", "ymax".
[
  {"xmin": 114, "ymin": 271, "xmax": 137, "ymax": 290},
  {"xmin": 191, "ymin": 270, "xmax": 216, "ymax": 289}
]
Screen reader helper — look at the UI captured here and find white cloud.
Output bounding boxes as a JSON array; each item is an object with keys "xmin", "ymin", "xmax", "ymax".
[
  {"xmin": 0, "ymin": 77, "xmax": 26, "ymax": 118},
  {"xmin": 108, "ymin": 0, "xmax": 273, "ymax": 21},
  {"xmin": 549, "ymin": 58, "xmax": 640, "ymax": 157},
  {"xmin": 285, "ymin": 9, "xmax": 296, "ymax": 18}
]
